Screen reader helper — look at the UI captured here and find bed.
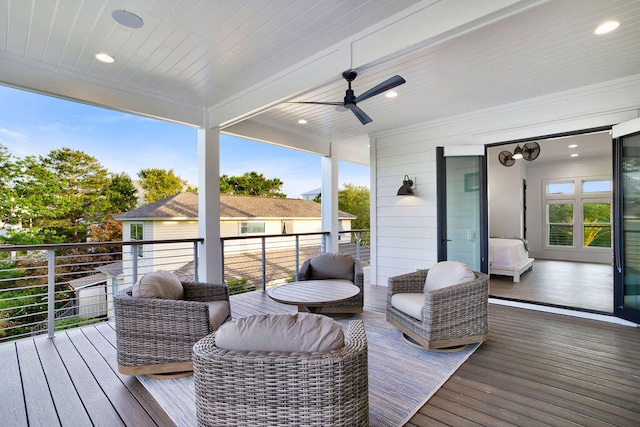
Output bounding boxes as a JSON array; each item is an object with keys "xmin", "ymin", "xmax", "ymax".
[{"xmin": 489, "ymin": 237, "xmax": 534, "ymax": 282}]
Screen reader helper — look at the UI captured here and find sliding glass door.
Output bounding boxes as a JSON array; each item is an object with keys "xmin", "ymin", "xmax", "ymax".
[{"xmin": 613, "ymin": 118, "xmax": 640, "ymax": 324}]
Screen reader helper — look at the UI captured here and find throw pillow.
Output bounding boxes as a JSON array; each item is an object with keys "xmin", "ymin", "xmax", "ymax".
[
  {"xmin": 132, "ymin": 270, "xmax": 184, "ymax": 299},
  {"xmin": 215, "ymin": 313, "xmax": 345, "ymax": 353},
  {"xmin": 424, "ymin": 261, "xmax": 475, "ymax": 292}
]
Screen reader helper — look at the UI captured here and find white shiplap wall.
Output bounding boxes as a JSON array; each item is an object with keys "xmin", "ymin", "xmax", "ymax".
[{"xmin": 372, "ymin": 74, "xmax": 640, "ymax": 287}]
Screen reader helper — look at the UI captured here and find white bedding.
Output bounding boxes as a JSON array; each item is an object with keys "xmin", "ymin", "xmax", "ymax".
[
  {"xmin": 489, "ymin": 238, "xmax": 534, "ymax": 282},
  {"xmin": 489, "ymin": 238, "xmax": 528, "ymax": 268}
]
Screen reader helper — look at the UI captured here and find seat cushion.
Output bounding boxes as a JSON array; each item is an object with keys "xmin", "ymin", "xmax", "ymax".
[
  {"xmin": 424, "ymin": 261, "xmax": 475, "ymax": 293},
  {"xmin": 309, "ymin": 253, "xmax": 354, "ymax": 281},
  {"xmin": 207, "ymin": 300, "xmax": 231, "ymax": 331},
  {"xmin": 391, "ymin": 293, "xmax": 424, "ymax": 320},
  {"xmin": 215, "ymin": 313, "xmax": 345, "ymax": 353},
  {"xmin": 132, "ymin": 270, "xmax": 184, "ymax": 299}
]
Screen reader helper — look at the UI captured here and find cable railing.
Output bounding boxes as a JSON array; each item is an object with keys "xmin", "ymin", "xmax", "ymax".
[
  {"xmin": 0, "ymin": 230, "xmax": 371, "ymax": 342},
  {"xmin": 0, "ymin": 238, "xmax": 201, "ymax": 343}
]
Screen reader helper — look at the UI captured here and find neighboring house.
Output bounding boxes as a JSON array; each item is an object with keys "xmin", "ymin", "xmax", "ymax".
[
  {"xmin": 113, "ymin": 192, "xmax": 356, "ymax": 282},
  {"xmin": 301, "ymin": 188, "xmax": 321, "ymax": 201},
  {"xmin": 67, "ymin": 274, "xmax": 108, "ymax": 319}
]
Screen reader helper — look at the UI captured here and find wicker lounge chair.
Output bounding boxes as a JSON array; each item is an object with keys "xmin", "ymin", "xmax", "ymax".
[
  {"xmin": 193, "ymin": 316, "xmax": 369, "ymax": 426},
  {"xmin": 387, "ymin": 261, "xmax": 489, "ymax": 351},
  {"xmin": 114, "ymin": 278, "xmax": 230, "ymax": 377},
  {"xmin": 298, "ymin": 252, "xmax": 364, "ymax": 313}
]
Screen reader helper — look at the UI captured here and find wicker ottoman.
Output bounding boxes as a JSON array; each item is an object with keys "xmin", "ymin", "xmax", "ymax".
[{"xmin": 192, "ymin": 318, "xmax": 369, "ymax": 427}]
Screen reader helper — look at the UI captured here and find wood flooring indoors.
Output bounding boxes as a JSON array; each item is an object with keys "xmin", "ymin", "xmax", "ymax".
[
  {"xmin": 489, "ymin": 259, "xmax": 613, "ymax": 313},
  {"xmin": 2, "ymin": 284, "xmax": 638, "ymax": 426}
]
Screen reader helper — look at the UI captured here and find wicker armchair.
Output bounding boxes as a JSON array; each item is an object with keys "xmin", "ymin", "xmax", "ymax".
[
  {"xmin": 387, "ymin": 263, "xmax": 489, "ymax": 351},
  {"xmin": 193, "ymin": 319, "xmax": 369, "ymax": 427},
  {"xmin": 298, "ymin": 253, "xmax": 364, "ymax": 313},
  {"xmin": 114, "ymin": 281, "xmax": 231, "ymax": 377}
]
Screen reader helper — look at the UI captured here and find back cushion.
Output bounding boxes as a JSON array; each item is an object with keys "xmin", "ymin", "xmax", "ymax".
[
  {"xmin": 132, "ymin": 270, "xmax": 184, "ymax": 300},
  {"xmin": 215, "ymin": 313, "xmax": 345, "ymax": 353},
  {"xmin": 309, "ymin": 253, "xmax": 354, "ymax": 281},
  {"xmin": 424, "ymin": 261, "xmax": 475, "ymax": 292}
]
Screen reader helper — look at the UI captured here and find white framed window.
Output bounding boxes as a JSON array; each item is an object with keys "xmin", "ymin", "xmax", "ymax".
[
  {"xmin": 544, "ymin": 178, "xmax": 611, "ymax": 249},
  {"xmin": 130, "ymin": 223, "xmax": 144, "ymax": 257},
  {"xmin": 546, "ymin": 201, "xmax": 574, "ymax": 247},
  {"xmin": 240, "ymin": 222, "xmax": 265, "ymax": 235},
  {"xmin": 547, "ymin": 181, "xmax": 574, "ymax": 195}
]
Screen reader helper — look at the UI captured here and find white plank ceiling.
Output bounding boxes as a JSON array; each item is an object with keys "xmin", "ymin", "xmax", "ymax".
[{"xmin": 1, "ymin": 0, "xmax": 640, "ymax": 151}]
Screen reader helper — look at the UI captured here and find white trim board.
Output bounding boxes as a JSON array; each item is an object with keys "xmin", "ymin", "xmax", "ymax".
[{"xmin": 488, "ymin": 298, "xmax": 638, "ymax": 327}]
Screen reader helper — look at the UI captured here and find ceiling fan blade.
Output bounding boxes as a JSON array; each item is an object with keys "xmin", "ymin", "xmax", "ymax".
[
  {"xmin": 354, "ymin": 75, "xmax": 406, "ymax": 104},
  {"xmin": 347, "ymin": 105, "xmax": 372, "ymax": 125},
  {"xmin": 288, "ymin": 101, "xmax": 343, "ymax": 106}
]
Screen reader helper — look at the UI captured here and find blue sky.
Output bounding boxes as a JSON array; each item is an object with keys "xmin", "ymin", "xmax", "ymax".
[{"xmin": 0, "ymin": 85, "xmax": 369, "ymax": 199}]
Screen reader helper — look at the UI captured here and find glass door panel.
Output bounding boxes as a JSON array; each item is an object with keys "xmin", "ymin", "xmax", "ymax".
[
  {"xmin": 436, "ymin": 147, "xmax": 488, "ymax": 273},
  {"xmin": 613, "ymin": 119, "xmax": 640, "ymax": 323}
]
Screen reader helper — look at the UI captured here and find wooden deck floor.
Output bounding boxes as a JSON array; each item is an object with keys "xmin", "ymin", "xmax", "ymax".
[{"xmin": 2, "ymin": 286, "xmax": 639, "ymax": 426}]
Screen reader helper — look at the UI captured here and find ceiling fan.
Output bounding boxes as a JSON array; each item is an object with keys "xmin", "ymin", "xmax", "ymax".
[
  {"xmin": 290, "ymin": 70, "xmax": 406, "ymax": 125},
  {"xmin": 498, "ymin": 142, "xmax": 541, "ymax": 167}
]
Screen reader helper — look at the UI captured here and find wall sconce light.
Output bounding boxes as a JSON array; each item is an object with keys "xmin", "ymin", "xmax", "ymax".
[
  {"xmin": 397, "ymin": 175, "xmax": 415, "ymax": 195},
  {"xmin": 512, "ymin": 144, "xmax": 524, "ymax": 159}
]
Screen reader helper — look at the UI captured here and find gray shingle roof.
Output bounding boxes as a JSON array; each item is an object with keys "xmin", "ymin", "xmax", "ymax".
[{"xmin": 115, "ymin": 192, "xmax": 356, "ymax": 220}]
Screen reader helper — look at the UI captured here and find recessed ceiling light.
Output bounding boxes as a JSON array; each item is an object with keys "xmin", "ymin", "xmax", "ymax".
[
  {"xmin": 112, "ymin": 10, "xmax": 144, "ymax": 29},
  {"xmin": 95, "ymin": 52, "xmax": 115, "ymax": 63},
  {"xmin": 570, "ymin": 153, "xmax": 579, "ymax": 157},
  {"xmin": 594, "ymin": 20, "xmax": 619, "ymax": 35},
  {"xmin": 385, "ymin": 91, "xmax": 398, "ymax": 98},
  {"xmin": 568, "ymin": 144, "xmax": 578, "ymax": 148},
  {"xmin": 298, "ymin": 119, "xmax": 307, "ymax": 124}
]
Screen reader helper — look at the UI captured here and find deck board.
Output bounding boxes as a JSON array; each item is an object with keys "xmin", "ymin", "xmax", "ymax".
[
  {"xmin": 52, "ymin": 329, "xmax": 124, "ymax": 426},
  {"xmin": 3, "ymin": 285, "xmax": 640, "ymax": 426},
  {"xmin": 34, "ymin": 336, "xmax": 93, "ymax": 426},
  {"xmin": 408, "ymin": 303, "xmax": 640, "ymax": 426},
  {"xmin": 16, "ymin": 339, "xmax": 61, "ymax": 427},
  {"xmin": 1, "ymin": 342, "xmax": 28, "ymax": 427}
]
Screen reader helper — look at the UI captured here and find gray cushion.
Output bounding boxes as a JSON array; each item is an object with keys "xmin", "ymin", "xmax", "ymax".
[
  {"xmin": 309, "ymin": 253, "xmax": 354, "ymax": 281},
  {"xmin": 207, "ymin": 300, "xmax": 231, "ymax": 331},
  {"xmin": 391, "ymin": 293, "xmax": 424, "ymax": 320},
  {"xmin": 215, "ymin": 313, "xmax": 345, "ymax": 353},
  {"xmin": 132, "ymin": 270, "xmax": 184, "ymax": 300},
  {"xmin": 424, "ymin": 261, "xmax": 475, "ymax": 293}
]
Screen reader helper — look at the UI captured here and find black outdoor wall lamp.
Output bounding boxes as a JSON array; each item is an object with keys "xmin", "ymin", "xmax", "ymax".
[{"xmin": 397, "ymin": 175, "xmax": 415, "ymax": 195}]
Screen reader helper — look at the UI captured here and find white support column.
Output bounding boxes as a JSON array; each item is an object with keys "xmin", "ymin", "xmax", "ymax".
[
  {"xmin": 197, "ymin": 127, "xmax": 222, "ymax": 283},
  {"xmin": 321, "ymin": 155, "xmax": 339, "ymax": 253},
  {"xmin": 369, "ymin": 136, "xmax": 377, "ymax": 286}
]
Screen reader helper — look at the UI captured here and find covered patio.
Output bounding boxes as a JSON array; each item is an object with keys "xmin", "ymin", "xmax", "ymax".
[
  {"xmin": 2, "ymin": 1, "xmax": 640, "ymax": 425},
  {"xmin": 4, "ymin": 287, "xmax": 639, "ymax": 426},
  {"xmin": 2, "ymin": 0, "xmax": 640, "ymax": 288}
]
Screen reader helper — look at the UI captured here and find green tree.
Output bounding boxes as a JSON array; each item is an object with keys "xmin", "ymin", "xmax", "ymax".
[
  {"xmin": 220, "ymin": 171, "xmax": 285, "ymax": 197},
  {"xmin": 106, "ymin": 172, "xmax": 138, "ymax": 213},
  {"xmin": 0, "ymin": 144, "xmax": 18, "ymax": 224},
  {"xmin": 13, "ymin": 148, "xmax": 110, "ymax": 242},
  {"xmin": 313, "ymin": 184, "xmax": 370, "ymax": 230},
  {"xmin": 338, "ymin": 184, "xmax": 370, "ymax": 230},
  {"xmin": 138, "ymin": 168, "xmax": 186, "ymax": 204}
]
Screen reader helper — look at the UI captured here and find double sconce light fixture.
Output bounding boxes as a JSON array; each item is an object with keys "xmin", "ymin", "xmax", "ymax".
[
  {"xmin": 397, "ymin": 175, "xmax": 415, "ymax": 196},
  {"xmin": 498, "ymin": 141, "xmax": 541, "ymax": 167}
]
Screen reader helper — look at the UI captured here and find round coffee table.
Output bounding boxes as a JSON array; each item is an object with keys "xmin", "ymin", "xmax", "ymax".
[{"xmin": 267, "ymin": 279, "xmax": 360, "ymax": 314}]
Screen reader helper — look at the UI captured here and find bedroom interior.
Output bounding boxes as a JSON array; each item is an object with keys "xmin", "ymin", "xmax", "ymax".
[{"xmin": 487, "ymin": 130, "xmax": 614, "ymax": 313}]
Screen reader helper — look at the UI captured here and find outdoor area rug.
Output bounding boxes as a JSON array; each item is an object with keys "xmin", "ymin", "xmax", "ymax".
[{"xmin": 138, "ymin": 309, "xmax": 479, "ymax": 426}]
